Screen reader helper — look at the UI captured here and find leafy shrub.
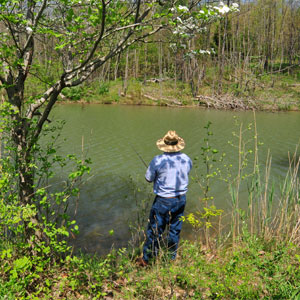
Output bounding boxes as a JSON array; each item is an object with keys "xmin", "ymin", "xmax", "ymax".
[
  {"xmin": 98, "ymin": 82, "xmax": 110, "ymax": 95},
  {"xmin": 61, "ymin": 86, "xmax": 84, "ymax": 101},
  {"xmin": 0, "ymin": 102, "xmax": 91, "ymax": 296}
]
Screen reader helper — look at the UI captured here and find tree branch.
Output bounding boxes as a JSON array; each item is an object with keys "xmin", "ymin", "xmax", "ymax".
[
  {"xmin": 21, "ymin": 0, "xmax": 48, "ymax": 58},
  {"xmin": 65, "ymin": 23, "xmax": 166, "ymax": 87},
  {"xmin": 0, "ymin": 74, "xmax": 6, "ymax": 85},
  {"xmin": 2, "ymin": 18, "xmax": 22, "ymax": 55},
  {"xmin": 67, "ymin": 0, "xmax": 106, "ymax": 74},
  {"xmin": 135, "ymin": 0, "xmax": 141, "ymax": 23},
  {"xmin": 26, "ymin": 80, "xmax": 62, "ymax": 119},
  {"xmin": 60, "ymin": 1, "xmax": 145, "ymax": 75},
  {"xmin": 62, "ymin": 4, "xmax": 152, "ymax": 77},
  {"xmin": 32, "ymin": 82, "xmax": 64, "ymax": 144},
  {"xmin": 33, "ymin": 0, "xmax": 48, "ymax": 27}
]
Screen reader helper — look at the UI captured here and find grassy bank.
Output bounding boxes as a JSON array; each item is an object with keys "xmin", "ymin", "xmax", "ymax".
[
  {"xmin": 55, "ymin": 67, "xmax": 300, "ymax": 111},
  {"xmin": 1, "ymin": 238, "xmax": 299, "ymax": 299}
]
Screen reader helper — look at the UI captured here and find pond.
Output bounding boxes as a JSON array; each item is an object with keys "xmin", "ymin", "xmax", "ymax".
[{"xmin": 50, "ymin": 104, "xmax": 300, "ymax": 255}]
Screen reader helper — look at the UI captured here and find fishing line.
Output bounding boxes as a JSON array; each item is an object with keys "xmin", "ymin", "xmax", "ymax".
[
  {"xmin": 109, "ymin": 115, "xmax": 149, "ymax": 170},
  {"xmin": 130, "ymin": 144, "xmax": 148, "ymax": 169}
]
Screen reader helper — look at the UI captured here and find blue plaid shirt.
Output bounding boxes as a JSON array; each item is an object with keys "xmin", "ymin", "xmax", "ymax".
[{"xmin": 145, "ymin": 152, "xmax": 192, "ymax": 198}]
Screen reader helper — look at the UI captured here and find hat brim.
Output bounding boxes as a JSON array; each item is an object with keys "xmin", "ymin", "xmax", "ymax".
[{"xmin": 156, "ymin": 137, "xmax": 185, "ymax": 152}]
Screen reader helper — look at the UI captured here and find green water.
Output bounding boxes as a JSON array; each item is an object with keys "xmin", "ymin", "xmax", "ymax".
[{"xmin": 50, "ymin": 104, "xmax": 300, "ymax": 254}]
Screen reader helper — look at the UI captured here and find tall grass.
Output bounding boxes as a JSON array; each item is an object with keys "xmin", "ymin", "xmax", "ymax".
[
  {"xmin": 189, "ymin": 114, "xmax": 299, "ymax": 249},
  {"xmin": 228, "ymin": 113, "xmax": 299, "ymax": 247}
]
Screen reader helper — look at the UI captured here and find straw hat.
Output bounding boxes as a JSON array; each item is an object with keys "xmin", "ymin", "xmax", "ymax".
[{"xmin": 156, "ymin": 130, "xmax": 185, "ymax": 152}]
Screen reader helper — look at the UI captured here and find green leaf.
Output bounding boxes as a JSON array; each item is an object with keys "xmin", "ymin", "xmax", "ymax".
[{"xmin": 66, "ymin": 8, "xmax": 74, "ymax": 22}]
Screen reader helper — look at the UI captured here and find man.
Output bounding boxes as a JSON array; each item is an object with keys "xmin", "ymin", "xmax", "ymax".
[{"xmin": 137, "ymin": 130, "xmax": 192, "ymax": 266}]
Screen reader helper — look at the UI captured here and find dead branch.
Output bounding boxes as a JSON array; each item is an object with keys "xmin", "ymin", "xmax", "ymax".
[{"xmin": 195, "ymin": 94, "xmax": 257, "ymax": 110}]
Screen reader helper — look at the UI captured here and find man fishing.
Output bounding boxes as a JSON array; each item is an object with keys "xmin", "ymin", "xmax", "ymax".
[{"xmin": 137, "ymin": 130, "xmax": 192, "ymax": 267}]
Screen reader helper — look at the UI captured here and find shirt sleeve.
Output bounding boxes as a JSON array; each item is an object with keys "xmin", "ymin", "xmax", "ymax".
[
  {"xmin": 145, "ymin": 158, "xmax": 157, "ymax": 182},
  {"xmin": 188, "ymin": 157, "xmax": 193, "ymax": 172}
]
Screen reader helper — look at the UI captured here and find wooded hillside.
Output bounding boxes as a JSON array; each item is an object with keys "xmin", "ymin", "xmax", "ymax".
[{"xmin": 85, "ymin": 0, "xmax": 300, "ymax": 100}]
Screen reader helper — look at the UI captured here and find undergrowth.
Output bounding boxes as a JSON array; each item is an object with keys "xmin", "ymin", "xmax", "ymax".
[{"xmin": 1, "ymin": 238, "xmax": 299, "ymax": 299}]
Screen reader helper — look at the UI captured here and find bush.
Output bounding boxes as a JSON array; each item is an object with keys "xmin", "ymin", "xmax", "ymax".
[
  {"xmin": 98, "ymin": 82, "xmax": 110, "ymax": 95},
  {"xmin": 61, "ymin": 86, "xmax": 84, "ymax": 101}
]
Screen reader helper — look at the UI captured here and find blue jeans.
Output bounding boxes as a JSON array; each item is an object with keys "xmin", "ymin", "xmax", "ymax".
[{"xmin": 143, "ymin": 194, "xmax": 186, "ymax": 262}]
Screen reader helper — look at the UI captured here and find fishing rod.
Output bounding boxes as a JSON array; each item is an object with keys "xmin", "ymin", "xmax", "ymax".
[{"xmin": 131, "ymin": 145, "xmax": 148, "ymax": 169}]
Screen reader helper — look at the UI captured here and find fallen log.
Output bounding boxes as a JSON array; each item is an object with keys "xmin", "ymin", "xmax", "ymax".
[
  {"xmin": 143, "ymin": 94, "xmax": 182, "ymax": 106},
  {"xmin": 143, "ymin": 94, "xmax": 158, "ymax": 101},
  {"xmin": 195, "ymin": 94, "xmax": 257, "ymax": 110}
]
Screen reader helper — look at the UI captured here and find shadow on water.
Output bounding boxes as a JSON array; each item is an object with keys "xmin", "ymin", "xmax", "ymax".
[
  {"xmin": 272, "ymin": 151, "xmax": 300, "ymax": 177},
  {"xmin": 67, "ymin": 173, "xmax": 153, "ymax": 255}
]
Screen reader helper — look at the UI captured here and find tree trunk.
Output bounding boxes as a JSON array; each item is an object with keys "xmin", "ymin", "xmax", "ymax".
[
  {"xmin": 159, "ymin": 41, "xmax": 163, "ymax": 98},
  {"xmin": 144, "ymin": 43, "xmax": 148, "ymax": 82},
  {"xmin": 11, "ymin": 118, "xmax": 43, "ymax": 253},
  {"xmin": 218, "ymin": 17, "xmax": 228, "ymax": 94},
  {"xmin": 134, "ymin": 48, "xmax": 139, "ymax": 79},
  {"xmin": 114, "ymin": 53, "xmax": 121, "ymax": 80},
  {"xmin": 123, "ymin": 49, "xmax": 129, "ymax": 95}
]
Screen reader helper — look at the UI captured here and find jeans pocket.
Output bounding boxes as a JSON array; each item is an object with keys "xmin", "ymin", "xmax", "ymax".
[{"xmin": 175, "ymin": 199, "xmax": 186, "ymax": 214}]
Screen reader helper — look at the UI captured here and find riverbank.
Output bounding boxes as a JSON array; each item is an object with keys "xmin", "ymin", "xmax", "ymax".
[
  {"xmin": 1, "ymin": 237, "xmax": 299, "ymax": 299},
  {"xmin": 58, "ymin": 73, "xmax": 300, "ymax": 111}
]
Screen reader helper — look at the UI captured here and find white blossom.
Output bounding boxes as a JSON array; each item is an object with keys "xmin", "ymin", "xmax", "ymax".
[
  {"xmin": 178, "ymin": 5, "xmax": 189, "ymax": 12},
  {"xmin": 231, "ymin": 3, "xmax": 240, "ymax": 11},
  {"xmin": 186, "ymin": 49, "xmax": 213, "ymax": 58},
  {"xmin": 219, "ymin": 5, "xmax": 230, "ymax": 14},
  {"xmin": 26, "ymin": 26, "xmax": 33, "ymax": 34},
  {"xmin": 176, "ymin": 17, "xmax": 183, "ymax": 23},
  {"xmin": 199, "ymin": 50, "xmax": 211, "ymax": 54},
  {"xmin": 171, "ymin": 1, "xmax": 239, "ymax": 38}
]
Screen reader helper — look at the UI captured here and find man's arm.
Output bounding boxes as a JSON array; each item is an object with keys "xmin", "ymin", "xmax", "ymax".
[{"xmin": 145, "ymin": 158, "xmax": 156, "ymax": 182}]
